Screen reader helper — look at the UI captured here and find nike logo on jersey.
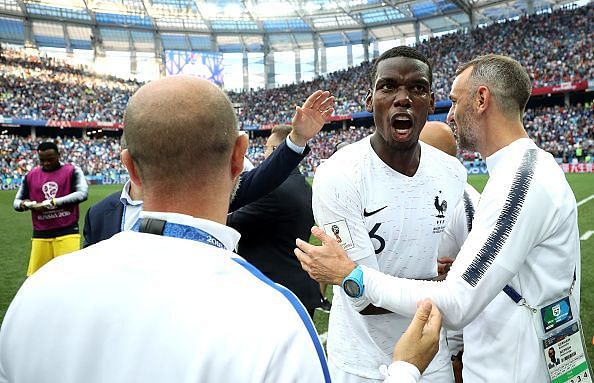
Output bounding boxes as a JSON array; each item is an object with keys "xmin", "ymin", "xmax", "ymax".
[{"xmin": 363, "ymin": 206, "xmax": 388, "ymax": 217}]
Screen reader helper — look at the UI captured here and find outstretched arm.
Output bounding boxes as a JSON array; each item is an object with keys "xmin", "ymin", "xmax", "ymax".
[
  {"xmin": 229, "ymin": 90, "xmax": 334, "ymax": 212},
  {"xmin": 296, "ymin": 170, "xmax": 564, "ymax": 329}
]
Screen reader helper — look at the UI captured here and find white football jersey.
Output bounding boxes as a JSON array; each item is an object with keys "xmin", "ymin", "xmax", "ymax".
[
  {"xmin": 0, "ymin": 213, "xmax": 329, "ymax": 383},
  {"xmin": 313, "ymin": 136, "xmax": 466, "ymax": 381}
]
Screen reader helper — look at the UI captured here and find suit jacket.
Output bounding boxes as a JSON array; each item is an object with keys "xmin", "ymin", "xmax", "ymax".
[
  {"xmin": 227, "ymin": 168, "xmax": 320, "ymax": 310},
  {"xmin": 83, "ymin": 141, "xmax": 308, "ymax": 247},
  {"xmin": 229, "ymin": 140, "xmax": 309, "ymax": 212},
  {"xmin": 83, "ymin": 191, "xmax": 122, "ymax": 248}
]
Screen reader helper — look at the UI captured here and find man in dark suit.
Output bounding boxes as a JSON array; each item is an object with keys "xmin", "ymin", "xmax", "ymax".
[
  {"xmin": 84, "ymin": 90, "xmax": 335, "ymax": 248},
  {"xmin": 227, "ymin": 125, "xmax": 321, "ymax": 318}
]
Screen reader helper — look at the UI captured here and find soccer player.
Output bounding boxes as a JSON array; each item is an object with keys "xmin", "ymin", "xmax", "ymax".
[
  {"xmin": 295, "ymin": 54, "xmax": 582, "ymax": 382},
  {"xmin": 307, "ymin": 46, "xmax": 466, "ymax": 382},
  {"xmin": 13, "ymin": 141, "xmax": 88, "ymax": 276},
  {"xmin": 0, "ymin": 76, "xmax": 441, "ymax": 383}
]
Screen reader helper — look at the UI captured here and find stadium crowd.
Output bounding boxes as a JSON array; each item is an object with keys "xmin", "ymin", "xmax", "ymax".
[
  {"xmin": 0, "ymin": 3, "xmax": 592, "ymax": 128},
  {"xmin": 0, "ymin": 135, "xmax": 127, "ymax": 185},
  {"xmin": 1, "ymin": 101, "xmax": 591, "ymax": 184},
  {"xmin": 0, "ymin": 48, "xmax": 139, "ymax": 122},
  {"xmin": 0, "ymin": 3, "xmax": 592, "ymax": 184},
  {"xmin": 525, "ymin": 103, "xmax": 594, "ymax": 163}
]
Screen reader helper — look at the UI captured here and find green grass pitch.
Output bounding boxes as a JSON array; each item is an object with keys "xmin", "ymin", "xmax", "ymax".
[{"xmin": 1, "ymin": 174, "xmax": 593, "ymax": 361}]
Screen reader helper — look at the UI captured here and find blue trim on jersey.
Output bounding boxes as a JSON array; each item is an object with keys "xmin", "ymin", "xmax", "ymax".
[
  {"xmin": 462, "ymin": 149, "xmax": 537, "ymax": 287},
  {"xmin": 232, "ymin": 257, "xmax": 331, "ymax": 383},
  {"xmin": 130, "ymin": 219, "xmax": 329, "ymax": 380}
]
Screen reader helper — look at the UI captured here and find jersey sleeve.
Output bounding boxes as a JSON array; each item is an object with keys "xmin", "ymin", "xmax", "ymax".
[
  {"xmin": 0, "ymin": 355, "xmax": 7, "ymax": 383},
  {"xmin": 312, "ymin": 161, "xmax": 380, "ymax": 311},
  {"xmin": 312, "ymin": 163, "xmax": 377, "ymax": 263},
  {"xmin": 13, "ymin": 177, "xmax": 30, "ymax": 211},
  {"xmin": 54, "ymin": 166, "xmax": 88, "ymax": 207},
  {"xmin": 382, "ymin": 361, "xmax": 421, "ymax": 383},
  {"xmin": 360, "ymin": 155, "xmax": 560, "ymax": 330}
]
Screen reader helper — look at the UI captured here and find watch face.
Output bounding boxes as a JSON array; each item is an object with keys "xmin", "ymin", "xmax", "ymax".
[{"xmin": 344, "ymin": 279, "xmax": 361, "ymax": 298}]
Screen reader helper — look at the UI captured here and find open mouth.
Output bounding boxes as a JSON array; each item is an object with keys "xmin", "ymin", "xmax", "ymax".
[{"xmin": 390, "ymin": 114, "xmax": 413, "ymax": 140}]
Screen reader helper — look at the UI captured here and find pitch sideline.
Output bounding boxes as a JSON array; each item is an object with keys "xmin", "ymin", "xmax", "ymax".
[{"xmin": 577, "ymin": 195, "xmax": 594, "ymax": 208}]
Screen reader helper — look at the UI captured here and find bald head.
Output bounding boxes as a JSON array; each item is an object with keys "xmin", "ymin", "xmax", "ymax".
[
  {"xmin": 420, "ymin": 121, "xmax": 458, "ymax": 157},
  {"xmin": 123, "ymin": 76, "xmax": 238, "ymax": 188}
]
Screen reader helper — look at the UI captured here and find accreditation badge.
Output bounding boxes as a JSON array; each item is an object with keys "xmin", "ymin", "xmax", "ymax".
[{"xmin": 538, "ymin": 296, "xmax": 593, "ymax": 383}]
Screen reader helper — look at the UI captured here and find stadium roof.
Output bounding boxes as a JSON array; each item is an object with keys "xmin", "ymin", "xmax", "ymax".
[{"xmin": 0, "ymin": 0, "xmax": 585, "ymax": 52}]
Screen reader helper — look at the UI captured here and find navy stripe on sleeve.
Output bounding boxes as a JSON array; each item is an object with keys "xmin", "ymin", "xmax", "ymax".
[
  {"xmin": 462, "ymin": 149, "xmax": 537, "ymax": 287},
  {"xmin": 232, "ymin": 257, "xmax": 331, "ymax": 383},
  {"xmin": 463, "ymin": 190, "xmax": 475, "ymax": 233}
]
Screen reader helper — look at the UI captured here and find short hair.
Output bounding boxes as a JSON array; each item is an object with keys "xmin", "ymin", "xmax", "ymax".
[
  {"xmin": 456, "ymin": 54, "xmax": 532, "ymax": 116},
  {"xmin": 270, "ymin": 125, "xmax": 292, "ymax": 142},
  {"xmin": 123, "ymin": 77, "xmax": 238, "ymax": 186},
  {"xmin": 370, "ymin": 46, "xmax": 433, "ymax": 87},
  {"xmin": 37, "ymin": 142, "xmax": 58, "ymax": 153}
]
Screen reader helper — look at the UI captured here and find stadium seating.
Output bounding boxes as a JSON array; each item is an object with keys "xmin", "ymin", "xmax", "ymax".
[{"xmin": 0, "ymin": 2, "xmax": 592, "ymax": 180}]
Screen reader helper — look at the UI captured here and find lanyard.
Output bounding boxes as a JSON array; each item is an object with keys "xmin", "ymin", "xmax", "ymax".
[
  {"xmin": 131, "ymin": 218, "xmax": 227, "ymax": 250},
  {"xmin": 503, "ymin": 270, "xmax": 576, "ymax": 312},
  {"xmin": 120, "ymin": 203, "xmax": 127, "ymax": 232}
]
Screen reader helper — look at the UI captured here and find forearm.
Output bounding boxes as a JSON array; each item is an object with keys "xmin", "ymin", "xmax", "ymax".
[
  {"xmin": 361, "ymin": 264, "xmax": 514, "ymax": 329},
  {"xmin": 13, "ymin": 183, "xmax": 28, "ymax": 211},
  {"xmin": 230, "ymin": 140, "xmax": 305, "ymax": 212},
  {"xmin": 55, "ymin": 168, "xmax": 88, "ymax": 206}
]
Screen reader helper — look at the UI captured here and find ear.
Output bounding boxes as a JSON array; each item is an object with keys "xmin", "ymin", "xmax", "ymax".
[
  {"xmin": 365, "ymin": 89, "xmax": 373, "ymax": 113},
  {"xmin": 428, "ymin": 92, "xmax": 435, "ymax": 115},
  {"xmin": 121, "ymin": 149, "xmax": 142, "ymax": 189},
  {"xmin": 231, "ymin": 133, "xmax": 249, "ymax": 180},
  {"xmin": 476, "ymin": 85, "xmax": 489, "ymax": 114}
]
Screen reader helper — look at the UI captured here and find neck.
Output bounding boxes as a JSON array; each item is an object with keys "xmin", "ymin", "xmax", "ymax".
[
  {"xmin": 128, "ymin": 183, "xmax": 142, "ymax": 201},
  {"xmin": 479, "ymin": 113, "xmax": 528, "ymax": 158},
  {"xmin": 370, "ymin": 134, "xmax": 421, "ymax": 177},
  {"xmin": 141, "ymin": 184, "xmax": 230, "ymax": 225}
]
